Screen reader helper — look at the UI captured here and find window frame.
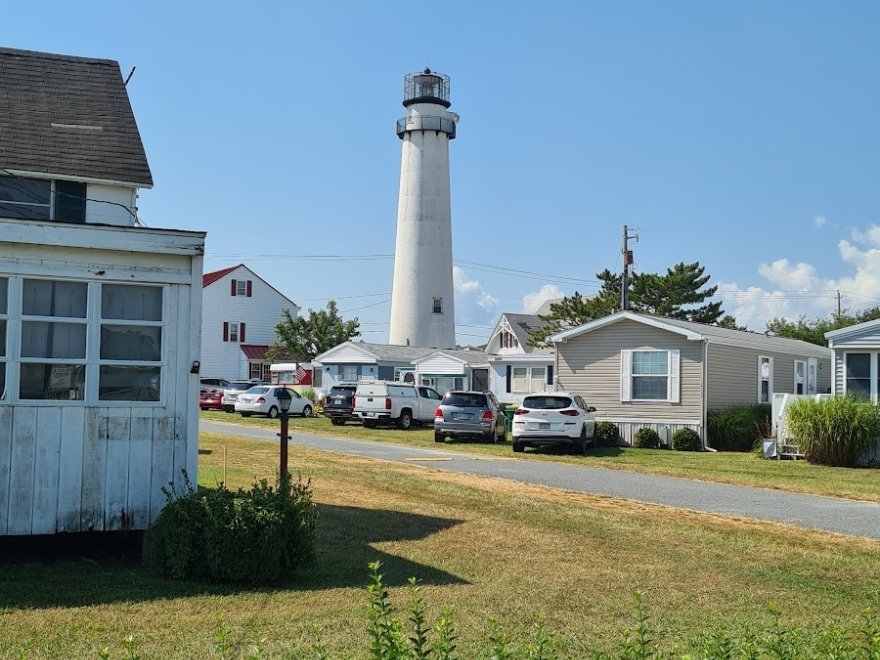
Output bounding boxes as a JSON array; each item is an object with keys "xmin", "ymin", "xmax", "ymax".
[
  {"xmin": 432, "ymin": 297, "xmax": 443, "ymax": 314},
  {"xmin": 620, "ymin": 349, "xmax": 680, "ymax": 403},
  {"xmin": 758, "ymin": 355, "xmax": 774, "ymax": 404},
  {"xmin": 844, "ymin": 352, "xmax": 872, "ymax": 400},
  {"xmin": 0, "ymin": 176, "xmax": 86, "ymax": 223}
]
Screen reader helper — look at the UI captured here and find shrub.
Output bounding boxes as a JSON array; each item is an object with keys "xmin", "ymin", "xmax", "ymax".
[
  {"xmin": 595, "ymin": 421, "xmax": 620, "ymax": 447},
  {"xmin": 144, "ymin": 474, "xmax": 317, "ymax": 584},
  {"xmin": 707, "ymin": 404, "xmax": 771, "ymax": 452},
  {"xmin": 672, "ymin": 427, "xmax": 703, "ymax": 451},
  {"xmin": 301, "ymin": 388, "xmax": 318, "ymax": 404},
  {"xmin": 634, "ymin": 427, "xmax": 660, "ymax": 449},
  {"xmin": 786, "ymin": 396, "xmax": 880, "ymax": 467}
]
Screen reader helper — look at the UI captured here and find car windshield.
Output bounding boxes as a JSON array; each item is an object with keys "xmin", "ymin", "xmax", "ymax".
[
  {"xmin": 522, "ymin": 396, "xmax": 572, "ymax": 410},
  {"xmin": 247, "ymin": 387, "xmax": 270, "ymax": 395},
  {"xmin": 442, "ymin": 393, "xmax": 487, "ymax": 407}
]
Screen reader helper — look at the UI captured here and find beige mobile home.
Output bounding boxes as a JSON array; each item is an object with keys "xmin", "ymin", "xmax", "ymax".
[{"xmin": 550, "ymin": 312, "xmax": 832, "ymax": 446}]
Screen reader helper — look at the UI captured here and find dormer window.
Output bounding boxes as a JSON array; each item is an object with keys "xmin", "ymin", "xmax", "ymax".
[
  {"xmin": 500, "ymin": 329, "xmax": 519, "ymax": 349},
  {"xmin": 432, "ymin": 297, "xmax": 443, "ymax": 314},
  {"xmin": 0, "ymin": 176, "xmax": 85, "ymax": 224}
]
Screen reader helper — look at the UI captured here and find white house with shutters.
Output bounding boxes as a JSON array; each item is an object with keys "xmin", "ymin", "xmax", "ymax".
[
  {"xmin": 0, "ymin": 47, "xmax": 205, "ymax": 536},
  {"xmin": 200, "ymin": 264, "xmax": 300, "ymax": 382},
  {"xmin": 485, "ymin": 313, "xmax": 556, "ymax": 404}
]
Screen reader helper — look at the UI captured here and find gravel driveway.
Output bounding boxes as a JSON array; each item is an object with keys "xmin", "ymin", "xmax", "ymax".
[{"xmin": 201, "ymin": 419, "xmax": 880, "ymax": 540}]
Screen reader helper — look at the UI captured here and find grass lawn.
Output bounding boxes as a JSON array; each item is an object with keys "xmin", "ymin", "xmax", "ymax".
[
  {"xmin": 202, "ymin": 410, "xmax": 880, "ymax": 502},
  {"xmin": 2, "ymin": 432, "xmax": 878, "ymax": 658}
]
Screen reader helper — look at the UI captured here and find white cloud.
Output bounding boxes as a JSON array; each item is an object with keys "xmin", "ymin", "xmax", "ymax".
[
  {"xmin": 453, "ymin": 266, "xmax": 499, "ymax": 318},
  {"xmin": 720, "ymin": 225, "xmax": 880, "ymax": 330},
  {"xmin": 521, "ymin": 284, "xmax": 564, "ymax": 314},
  {"xmin": 813, "ymin": 215, "xmax": 827, "ymax": 229}
]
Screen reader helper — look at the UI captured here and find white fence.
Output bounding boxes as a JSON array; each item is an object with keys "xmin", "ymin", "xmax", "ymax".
[{"xmin": 771, "ymin": 393, "xmax": 833, "ymax": 442}]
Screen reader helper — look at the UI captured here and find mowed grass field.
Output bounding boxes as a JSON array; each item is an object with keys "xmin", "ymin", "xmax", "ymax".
[
  {"xmin": 1, "ymin": 431, "xmax": 879, "ymax": 658},
  {"xmin": 202, "ymin": 410, "xmax": 880, "ymax": 502}
]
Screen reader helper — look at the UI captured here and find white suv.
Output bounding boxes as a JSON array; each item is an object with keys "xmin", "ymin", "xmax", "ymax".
[{"xmin": 511, "ymin": 392, "xmax": 596, "ymax": 454}]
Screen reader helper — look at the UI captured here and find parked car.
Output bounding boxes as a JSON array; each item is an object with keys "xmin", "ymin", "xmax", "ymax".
[
  {"xmin": 235, "ymin": 385, "xmax": 313, "ymax": 419},
  {"xmin": 199, "ymin": 388, "xmax": 223, "ymax": 411},
  {"xmin": 221, "ymin": 380, "xmax": 267, "ymax": 412},
  {"xmin": 511, "ymin": 392, "xmax": 597, "ymax": 454},
  {"xmin": 353, "ymin": 380, "xmax": 441, "ymax": 429},
  {"xmin": 200, "ymin": 377, "xmax": 229, "ymax": 394},
  {"xmin": 324, "ymin": 384, "xmax": 358, "ymax": 425},
  {"xmin": 434, "ymin": 390, "xmax": 506, "ymax": 443}
]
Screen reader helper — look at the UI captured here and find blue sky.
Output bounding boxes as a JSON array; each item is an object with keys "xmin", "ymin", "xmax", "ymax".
[{"xmin": 6, "ymin": 2, "xmax": 880, "ymax": 344}]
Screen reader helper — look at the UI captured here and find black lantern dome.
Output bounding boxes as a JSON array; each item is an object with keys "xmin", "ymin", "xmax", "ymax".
[{"xmin": 402, "ymin": 69, "xmax": 451, "ymax": 108}]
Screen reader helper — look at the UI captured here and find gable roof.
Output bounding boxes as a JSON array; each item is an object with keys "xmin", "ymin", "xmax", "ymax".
[
  {"xmin": 412, "ymin": 348, "xmax": 491, "ymax": 367},
  {"xmin": 494, "ymin": 313, "xmax": 553, "ymax": 355},
  {"xmin": 551, "ymin": 311, "xmax": 832, "ymax": 358},
  {"xmin": 824, "ymin": 317, "xmax": 880, "ymax": 344},
  {"xmin": 0, "ymin": 47, "xmax": 152, "ymax": 187},
  {"xmin": 314, "ymin": 341, "xmax": 435, "ymax": 364},
  {"xmin": 203, "ymin": 265, "xmax": 239, "ymax": 287},
  {"xmin": 202, "ymin": 263, "xmax": 299, "ymax": 310}
]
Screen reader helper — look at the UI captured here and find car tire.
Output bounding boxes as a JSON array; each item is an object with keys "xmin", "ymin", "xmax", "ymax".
[
  {"xmin": 330, "ymin": 418, "xmax": 345, "ymax": 426},
  {"xmin": 267, "ymin": 406, "xmax": 279, "ymax": 419},
  {"xmin": 302, "ymin": 405, "xmax": 313, "ymax": 418},
  {"xmin": 434, "ymin": 431, "xmax": 445, "ymax": 443},
  {"xmin": 396, "ymin": 411, "xmax": 412, "ymax": 430},
  {"xmin": 363, "ymin": 420, "xmax": 377, "ymax": 429},
  {"xmin": 512, "ymin": 441, "xmax": 525, "ymax": 453},
  {"xmin": 497, "ymin": 424, "xmax": 506, "ymax": 443},
  {"xmin": 575, "ymin": 426, "xmax": 589, "ymax": 454}
]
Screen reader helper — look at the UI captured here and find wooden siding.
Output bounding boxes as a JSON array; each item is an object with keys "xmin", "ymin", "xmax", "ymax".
[
  {"xmin": 556, "ymin": 319, "xmax": 704, "ymax": 431},
  {"xmin": 416, "ymin": 354, "xmax": 467, "ymax": 376},
  {"xmin": 706, "ymin": 344, "xmax": 832, "ymax": 409}
]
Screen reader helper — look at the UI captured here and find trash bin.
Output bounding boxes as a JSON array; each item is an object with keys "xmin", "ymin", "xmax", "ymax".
[{"xmin": 504, "ymin": 409, "xmax": 515, "ymax": 433}]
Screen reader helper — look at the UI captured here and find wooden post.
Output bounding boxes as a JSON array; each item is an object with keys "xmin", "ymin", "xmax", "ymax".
[{"xmin": 279, "ymin": 411, "xmax": 290, "ymax": 481}]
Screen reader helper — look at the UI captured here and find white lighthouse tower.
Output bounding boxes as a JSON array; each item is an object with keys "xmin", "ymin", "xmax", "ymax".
[{"xmin": 389, "ymin": 69, "xmax": 458, "ymax": 348}]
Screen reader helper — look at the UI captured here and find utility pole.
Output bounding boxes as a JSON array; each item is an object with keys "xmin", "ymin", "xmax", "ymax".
[
  {"xmin": 837, "ymin": 290, "xmax": 842, "ymax": 319},
  {"xmin": 621, "ymin": 225, "xmax": 639, "ymax": 311}
]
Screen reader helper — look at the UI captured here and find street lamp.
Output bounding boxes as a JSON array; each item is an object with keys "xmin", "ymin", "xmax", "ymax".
[{"xmin": 276, "ymin": 387, "xmax": 293, "ymax": 481}]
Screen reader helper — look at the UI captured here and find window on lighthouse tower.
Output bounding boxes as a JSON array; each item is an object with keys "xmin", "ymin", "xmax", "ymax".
[{"xmin": 432, "ymin": 297, "xmax": 443, "ymax": 314}]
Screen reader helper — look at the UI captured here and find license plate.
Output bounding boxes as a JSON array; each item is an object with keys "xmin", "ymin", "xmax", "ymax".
[
  {"xmin": 334, "ymin": 398, "xmax": 344, "ymax": 404},
  {"xmin": 454, "ymin": 413, "xmax": 469, "ymax": 421},
  {"xmin": 539, "ymin": 423, "xmax": 550, "ymax": 430},
  {"xmin": 365, "ymin": 412, "xmax": 376, "ymax": 418}
]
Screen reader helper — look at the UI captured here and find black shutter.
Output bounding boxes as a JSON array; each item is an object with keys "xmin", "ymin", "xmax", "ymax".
[
  {"xmin": 547, "ymin": 365, "xmax": 554, "ymax": 385},
  {"xmin": 506, "ymin": 365, "xmax": 511, "ymax": 393}
]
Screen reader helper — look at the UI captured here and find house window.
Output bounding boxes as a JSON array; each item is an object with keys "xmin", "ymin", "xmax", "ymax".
[
  {"xmin": 620, "ymin": 349, "xmax": 680, "ymax": 403},
  {"xmin": 237, "ymin": 280, "xmax": 248, "ymax": 296},
  {"xmin": 421, "ymin": 376, "xmax": 463, "ymax": 392},
  {"xmin": 249, "ymin": 362, "xmax": 270, "ymax": 381},
  {"xmin": 845, "ymin": 353, "xmax": 871, "ymax": 399},
  {"xmin": 758, "ymin": 356, "xmax": 773, "ymax": 403},
  {"xmin": 530, "ymin": 367, "xmax": 546, "ymax": 393},
  {"xmin": 19, "ymin": 279, "xmax": 88, "ymax": 400},
  {"xmin": 512, "ymin": 367, "xmax": 528, "ymax": 393},
  {"xmin": 432, "ymin": 297, "xmax": 443, "ymax": 314},
  {"xmin": 0, "ymin": 176, "xmax": 86, "ymax": 223},
  {"xmin": 342, "ymin": 365, "xmax": 358, "ymax": 382},
  {"xmin": 507, "ymin": 365, "xmax": 548, "ymax": 394},
  {"xmin": 632, "ymin": 351, "xmax": 668, "ymax": 400},
  {"xmin": 225, "ymin": 322, "xmax": 245, "ymax": 343},
  {"xmin": 794, "ymin": 360, "xmax": 806, "ymax": 395},
  {"xmin": 500, "ymin": 330, "xmax": 519, "ymax": 350}
]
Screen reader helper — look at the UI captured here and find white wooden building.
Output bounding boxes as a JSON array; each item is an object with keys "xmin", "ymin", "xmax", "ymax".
[
  {"xmin": 0, "ymin": 47, "xmax": 205, "ymax": 535},
  {"xmin": 201, "ymin": 264, "xmax": 300, "ymax": 382}
]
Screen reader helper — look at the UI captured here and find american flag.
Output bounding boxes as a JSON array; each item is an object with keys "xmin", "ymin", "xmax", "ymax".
[{"xmin": 295, "ymin": 364, "xmax": 309, "ymax": 382}]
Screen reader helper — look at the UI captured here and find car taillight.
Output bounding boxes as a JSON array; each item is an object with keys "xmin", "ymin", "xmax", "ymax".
[
  {"xmin": 514, "ymin": 408, "xmax": 527, "ymax": 415},
  {"xmin": 257, "ymin": 397, "xmax": 265, "ymax": 404},
  {"xmin": 352, "ymin": 397, "xmax": 357, "ymax": 408},
  {"xmin": 482, "ymin": 410, "xmax": 494, "ymax": 420},
  {"xmin": 560, "ymin": 409, "xmax": 580, "ymax": 416},
  {"xmin": 385, "ymin": 397, "xmax": 392, "ymax": 410},
  {"xmin": 435, "ymin": 408, "xmax": 443, "ymax": 418}
]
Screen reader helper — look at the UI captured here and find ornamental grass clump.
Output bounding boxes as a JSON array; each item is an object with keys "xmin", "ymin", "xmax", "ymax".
[
  {"xmin": 786, "ymin": 396, "xmax": 880, "ymax": 467},
  {"xmin": 707, "ymin": 404, "xmax": 771, "ymax": 452}
]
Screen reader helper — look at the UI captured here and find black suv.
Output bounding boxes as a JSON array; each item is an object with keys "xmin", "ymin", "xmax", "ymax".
[{"xmin": 324, "ymin": 384, "xmax": 358, "ymax": 425}]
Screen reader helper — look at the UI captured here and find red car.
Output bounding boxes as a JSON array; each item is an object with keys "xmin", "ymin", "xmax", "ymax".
[{"xmin": 199, "ymin": 389, "xmax": 223, "ymax": 411}]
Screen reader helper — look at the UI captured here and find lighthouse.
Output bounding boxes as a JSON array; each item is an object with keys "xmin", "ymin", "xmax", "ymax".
[{"xmin": 388, "ymin": 69, "xmax": 458, "ymax": 348}]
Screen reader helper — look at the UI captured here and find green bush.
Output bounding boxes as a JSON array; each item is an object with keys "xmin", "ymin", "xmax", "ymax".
[
  {"xmin": 707, "ymin": 404, "xmax": 771, "ymax": 452},
  {"xmin": 144, "ymin": 474, "xmax": 317, "ymax": 584},
  {"xmin": 634, "ymin": 427, "xmax": 660, "ymax": 449},
  {"xmin": 672, "ymin": 427, "xmax": 703, "ymax": 451},
  {"xmin": 595, "ymin": 421, "xmax": 620, "ymax": 447},
  {"xmin": 786, "ymin": 396, "xmax": 880, "ymax": 467}
]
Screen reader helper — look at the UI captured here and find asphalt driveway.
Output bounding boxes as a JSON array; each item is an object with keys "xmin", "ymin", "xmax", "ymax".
[{"xmin": 201, "ymin": 419, "xmax": 880, "ymax": 540}]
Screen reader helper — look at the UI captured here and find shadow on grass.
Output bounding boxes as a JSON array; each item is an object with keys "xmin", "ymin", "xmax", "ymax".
[
  {"xmin": 0, "ymin": 504, "xmax": 466, "ymax": 609},
  {"xmin": 523, "ymin": 445, "xmax": 625, "ymax": 458}
]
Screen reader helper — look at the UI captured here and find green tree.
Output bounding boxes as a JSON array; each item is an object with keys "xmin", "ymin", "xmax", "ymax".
[
  {"xmin": 767, "ymin": 306, "xmax": 880, "ymax": 346},
  {"xmin": 267, "ymin": 300, "xmax": 360, "ymax": 362},
  {"xmin": 528, "ymin": 261, "xmax": 725, "ymax": 347}
]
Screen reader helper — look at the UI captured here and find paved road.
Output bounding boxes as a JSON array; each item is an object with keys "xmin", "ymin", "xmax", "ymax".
[{"xmin": 201, "ymin": 419, "xmax": 880, "ymax": 540}]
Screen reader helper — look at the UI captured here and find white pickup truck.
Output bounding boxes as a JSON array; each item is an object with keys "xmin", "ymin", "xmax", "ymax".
[{"xmin": 353, "ymin": 380, "xmax": 442, "ymax": 429}]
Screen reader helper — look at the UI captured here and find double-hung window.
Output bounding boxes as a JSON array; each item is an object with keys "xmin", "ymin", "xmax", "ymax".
[
  {"xmin": 620, "ymin": 349, "xmax": 680, "ymax": 403},
  {"xmin": 19, "ymin": 279, "xmax": 88, "ymax": 400},
  {"xmin": 845, "ymin": 353, "xmax": 871, "ymax": 399},
  {"xmin": 758, "ymin": 356, "xmax": 773, "ymax": 403},
  {"xmin": 99, "ymin": 284, "xmax": 163, "ymax": 401}
]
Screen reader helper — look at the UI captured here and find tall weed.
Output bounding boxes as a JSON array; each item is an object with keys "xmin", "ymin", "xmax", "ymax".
[
  {"xmin": 786, "ymin": 397, "xmax": 880, "ymax": 466},
  {"xmin": 707, "ymin": 404, "xmax": 770, "ymax": 451}
]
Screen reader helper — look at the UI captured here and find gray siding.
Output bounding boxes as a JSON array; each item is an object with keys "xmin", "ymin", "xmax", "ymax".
[
  {"xmin": 706, "ymin": 344, "xmax": 832, "ymax": 409},
  {"xmin": 829, "ymin": 329, "xmax": 880, "ymax": 348},
  {"xmin": 556, "ymin": 319, "xmax": 704, "ymax": 426}
]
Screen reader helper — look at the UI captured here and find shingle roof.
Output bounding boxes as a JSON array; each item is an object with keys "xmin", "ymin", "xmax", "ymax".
[
  {"xmin": 501, "ymin": 313, "xmax": 553, "ymax": 355},
  {"xmin": 0, "ymin": 47, "xmax": 152, "ymax": 186},
  {"xmin": 203, "ymin": 265, "xmax": 240, "ymax": 287}
]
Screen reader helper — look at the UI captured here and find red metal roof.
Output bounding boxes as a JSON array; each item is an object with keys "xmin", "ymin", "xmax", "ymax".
[
  {"xmin": 239, "ymin": 344, "xmax": 269, "ymax": 360},
  {"xmin": 202, "ymin": 264, "xmax": 241, "ymax": 287}
]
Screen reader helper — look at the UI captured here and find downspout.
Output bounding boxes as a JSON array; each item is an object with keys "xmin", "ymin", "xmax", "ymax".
[{"xmin": 702, "ymin": 338, "xmax": 715, "ymax": 451}]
